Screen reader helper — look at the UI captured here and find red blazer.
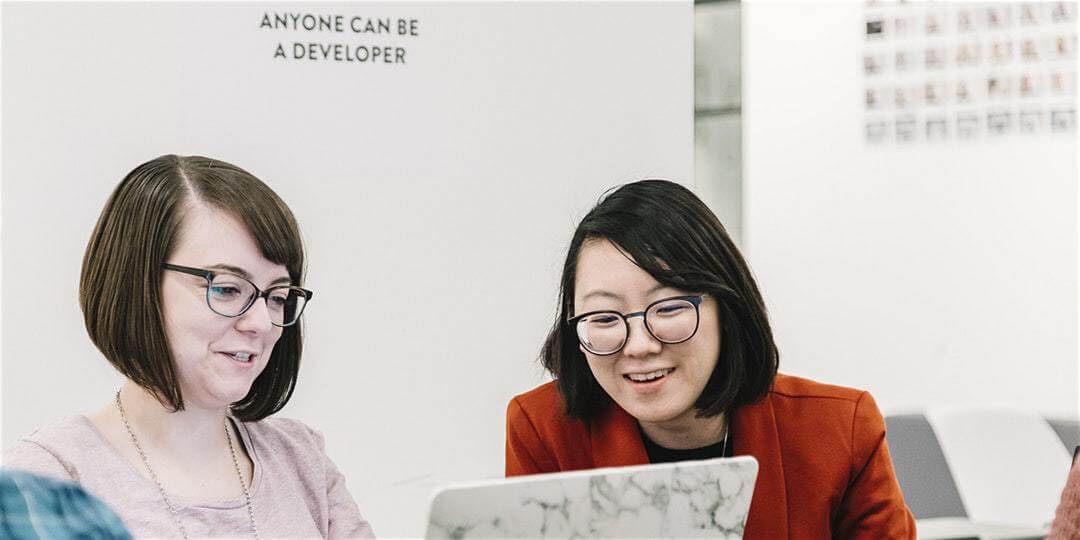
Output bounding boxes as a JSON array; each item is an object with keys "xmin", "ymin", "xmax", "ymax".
[{"xmin": 505, "ymin": 373, "xmax": 916, "ymax": 539}]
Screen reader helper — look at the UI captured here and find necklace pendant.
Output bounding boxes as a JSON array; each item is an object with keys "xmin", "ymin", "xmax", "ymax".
[{"xmin": 115, "ymin": 391, "xmax": 261, "ymax": 539}]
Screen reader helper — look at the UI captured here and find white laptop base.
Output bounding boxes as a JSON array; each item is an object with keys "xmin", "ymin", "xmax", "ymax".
[{"xmin": 425, "ymin": 456, "xmax": 759, "ymax": 539}]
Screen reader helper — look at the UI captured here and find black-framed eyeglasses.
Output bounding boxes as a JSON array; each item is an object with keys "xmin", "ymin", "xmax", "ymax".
[
  {"xmin": 567, "ymin": 294, "xmax": 706, "ymax": 356},
  {"xmin": 163, "ymin": 263, "xmax": 313, "ymax": 327}
]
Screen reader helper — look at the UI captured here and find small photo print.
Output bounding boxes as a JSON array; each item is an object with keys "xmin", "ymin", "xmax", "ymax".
[
  {"xmin": 1051, "ymin": 2, "xmax": 1075, "ymax": 23},
  {"xmin": 1053, "ymin": 35, "xmax": 1076, "ymax": 59},
  {"xmin": 1019, "ymin": 110, "xmax": 1045, "ymax": 133},
  {"xmin": 925, "ymin": 47, "xmax": 946, "ymax": 69},
  {"xmin": 957, "ymin": 42, "xmax": 982, "ymax": 66},
  {"xmin": 894, "ymin": 15, "xmax": 913, "ymax": 36},
  {"xmin": 1049, "ymin": 70, "xmax": 1076, "ymax": 95},
  {"xmin": 1050, "ymin": 71, "xmax": 1066, "ymax": 93},
  {"xmin": 958, "ymin": 9, "xmax": 975, "ymax": 32},
  {"xmin": 866, "ymin": 19, "xmax": 885, "ymax": 37},
  {"xmin": 987, "ymin": 110, "xmax": 1013, "ymax": 135},
  {"xmin": 895, "ymin": 50, "xmax": 911, "ymax": 71},
  {"xmin": 984, "ymin": 5, "xmax": 1009, "ymax": 29},
  {"xmin": 955, "ymin": 80, "xmax": 975, "ymax": 103},
  {"xmin": 925, "ymin": 117, "xmax": 949, "ymax": 140},
  {"xmin": 866, "ymin": 119, "xmax": 889, "ymax": 143},
  {"xmin": 1021, "ymin": 3, "xmax": 1041, "ymax": 25},
  {"xmin": 894, "ymin": 86, "xmax": 912, "ymax": 109},
  {"xmin": 864, "ymin": 54, "xmax": 884, "ymax": 75},
  {"xmin": 866, "ymin": 88, "xmax": 882, "ymax": 110},
  {"xmin": 925, "ymin": 12, "xmax": 943, "ymax": 35},
  {"xmin": 991, "ymin": 40, "xmax": 1013, "ymax": 63},
  {"xmin": 1018, "ymin": 73, "xmax": 1039, "ymax": 98},
  {"xmin": 924, "ymin": 82, "xmax": 945, "ymax": 106},
  {"xmin": 957, "ymin": 113, "xmax": 981, "ymax": 139},
  {"xmin": 1021, "ymin": 38, "xmax": 1039, "ymax": 61},
  {"xmin": 987, "ymin": 75, "xmax": 1011, "ymax": 98},
  {"xmin": 895, "ymin": 115, "xmax": 917, "ymax": 142},
  {"xmin": 1051, "ymin": 108, "xmax": 1077, "ymax": 132}
]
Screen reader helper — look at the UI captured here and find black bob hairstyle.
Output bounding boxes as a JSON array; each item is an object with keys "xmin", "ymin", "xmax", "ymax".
[{"xmin": 541, "ymin": 179, "xmax": 779, "ymax": 420}]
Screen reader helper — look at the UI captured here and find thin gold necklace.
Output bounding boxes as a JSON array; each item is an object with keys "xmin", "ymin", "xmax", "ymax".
[
  {"xmin": 115, "ymin": 391, "xmax": 260, "ymax": 539},
  {"xmin": 721, "ymin": 419, "xmax": 731, "ymax": 456}
]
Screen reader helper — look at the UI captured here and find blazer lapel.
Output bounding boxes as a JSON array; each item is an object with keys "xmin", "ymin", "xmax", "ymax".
[
  {"xmin": 589, "ymin": 402, "xmax": 650, "ymax": 468},
  {"xmin": 733, "ymin": 394, "xmax": 789, "ymax": 538}
]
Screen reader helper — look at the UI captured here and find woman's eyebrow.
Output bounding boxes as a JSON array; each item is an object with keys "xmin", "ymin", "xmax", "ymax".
[
  {"xmin": 208, "ymin": 263, "xmax": 251, "ymax": 279},
  {"xmin": 581, "ymin": 283, "xmax": 673, "ymax": 302},
  {"xmin": 581, "ymin": 290, "xmax": 622, "ymax": 302},
  {"xmin": 208, "ymin": 264, "xmax": 291, "ymax": 286},
  {"xmin": 645, "ymin": 283, "xmax": 671, "ymax": 296}
]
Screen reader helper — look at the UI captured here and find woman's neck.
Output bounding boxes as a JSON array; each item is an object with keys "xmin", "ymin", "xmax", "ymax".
[
  {"xmin": 86, "ymin": 381, "xmax": 252, "ymax": 503},
  {"xmin": 115, "ymin": 382, "xmax": 232, "ymax": 459},
  {"xmin": 638, "ymin": 410, "xmax": 726, "ymax": 450}
]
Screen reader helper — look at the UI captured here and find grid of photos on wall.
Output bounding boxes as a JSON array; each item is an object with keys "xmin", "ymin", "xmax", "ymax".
[{"xmin": 863, "ymin": 1, "xmax": 1078, "ymax": 144}]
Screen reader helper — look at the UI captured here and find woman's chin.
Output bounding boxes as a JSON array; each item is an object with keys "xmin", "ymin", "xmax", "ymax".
[
  {"xmin": 182, "ymin": 385, "xmax": 254, "ymax": 411},
  {"xmin": 619, "ymin": 398, "xmax": 690, "ymax": 426}
]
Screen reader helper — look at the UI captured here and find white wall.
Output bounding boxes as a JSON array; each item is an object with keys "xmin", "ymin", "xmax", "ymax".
[
  {"xmin": 743, "ymin": 2, "xmax": 1077, "ymax": 417},
  {"xmin": 1, "ymin": 3, "xmax": 692, "ymax": 536}
]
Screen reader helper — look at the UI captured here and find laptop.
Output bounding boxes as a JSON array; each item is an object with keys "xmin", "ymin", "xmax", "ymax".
[{"xmin": 425, "ymin": 456, "xmax": 759, "ymax": 539}]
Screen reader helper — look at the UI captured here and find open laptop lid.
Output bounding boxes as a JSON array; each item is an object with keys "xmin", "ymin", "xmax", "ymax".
[{"xmin": 425, "ymin": 456, "xmax": 759, "ymax": 539}]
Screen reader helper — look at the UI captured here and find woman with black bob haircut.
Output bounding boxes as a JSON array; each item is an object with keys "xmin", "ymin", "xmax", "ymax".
[
  {"xmin": 7, "ymin": 155, "xmax": 374, "ymax": 538},
  {"xmin": 506, "ymin": 179, "xmax": 915, "ymax": 538}
]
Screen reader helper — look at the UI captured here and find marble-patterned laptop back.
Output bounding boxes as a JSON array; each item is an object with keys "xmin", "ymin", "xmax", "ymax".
[{"xmin": 425, "ymin": 456, "xmax": 759, "ymax": 539}]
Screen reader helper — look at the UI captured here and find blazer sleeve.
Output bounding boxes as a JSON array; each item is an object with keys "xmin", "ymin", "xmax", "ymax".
[
  {"xmin": 505, "ymin": 397, "xmax": 558, "ymax": 476},
  {"xmin": 833, "ymin": 391, "xmax": 917, "ymax": 539}
]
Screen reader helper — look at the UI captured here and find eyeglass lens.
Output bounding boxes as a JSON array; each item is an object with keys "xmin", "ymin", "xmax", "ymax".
[
  {"xmin": 207, "ymin": 274, "xmax": 307, "ymax": 326},
  {"xmin": 575, "ymin": 297, "xmax": 699, "ymax": 355}
]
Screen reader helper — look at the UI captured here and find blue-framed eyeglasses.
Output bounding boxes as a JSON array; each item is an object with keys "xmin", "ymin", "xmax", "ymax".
[
  {"xmin": 567, "ymin": 294, "xmax": 706, "ymax": 356},
  {"xmin": 163, "ymin": 263, "xmax": 313, "ymax": 327}
]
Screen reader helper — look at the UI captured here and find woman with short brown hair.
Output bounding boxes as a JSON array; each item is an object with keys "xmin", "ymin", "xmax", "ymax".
[{"xmin": 7, "ymin": 155, "xmax": 374, "ymax": 538}]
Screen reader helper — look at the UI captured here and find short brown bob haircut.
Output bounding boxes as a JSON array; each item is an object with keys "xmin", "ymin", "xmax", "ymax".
[
  {"xmin": 80, "ymin": 154, "xmax": 305, "ymax": 421},
  {"xmin": 542, "ymin": 179, "xmax": 779, "ymax": 421}
]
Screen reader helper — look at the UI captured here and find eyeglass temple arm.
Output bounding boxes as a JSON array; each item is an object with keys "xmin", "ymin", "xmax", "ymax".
[{"xmin": 162, "ymin": 263, "xmax": 213, "ymax": 280}]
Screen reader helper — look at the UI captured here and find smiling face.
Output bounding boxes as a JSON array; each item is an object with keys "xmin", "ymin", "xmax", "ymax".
[
  {"xmin": 161, "ymin": 204, "xmax": 289, "ymax": 410},
  {"xmin": 573, "ymin": 238, "xmax": 720, "ymax": 426}
]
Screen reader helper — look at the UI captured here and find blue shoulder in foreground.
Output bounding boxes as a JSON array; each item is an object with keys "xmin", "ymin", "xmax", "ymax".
[{"xmin": 0, "ymin": 468, "xmax": 131, "ymax": 539}]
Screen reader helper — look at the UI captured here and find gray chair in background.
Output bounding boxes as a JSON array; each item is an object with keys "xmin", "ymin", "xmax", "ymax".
[
  {"xmin": 885, "ymin": 414, "xmax": 1079, "ymax": 520},
  {"xmin": 1047, "ymin": 418, "xmax": 1080, "ymax": 461},
  {"xmin": 885, "ymin": 414, "xmax": 968, "ymax": 520}
]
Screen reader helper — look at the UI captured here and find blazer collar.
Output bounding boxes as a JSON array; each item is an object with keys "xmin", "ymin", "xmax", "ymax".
[
  {"xmin": 586, "ymin": 394, "xmax": 789, "ymax": 538},
  {"xmin": 732, "ymin": 393, "xmax": 788, "ymax": 538},
  {"xmin": 588, "ymin": 400, "xmax": 650, "ymax": 468}
]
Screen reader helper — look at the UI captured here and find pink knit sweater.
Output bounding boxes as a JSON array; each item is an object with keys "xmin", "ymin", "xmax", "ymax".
[
  {"xmin": 1050, "ymin": 460, "xmax": 1080, "ymax": 539},
  {"xmin": 4, "ymin": 415, "xmax": 375, "ymax": 538}
]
